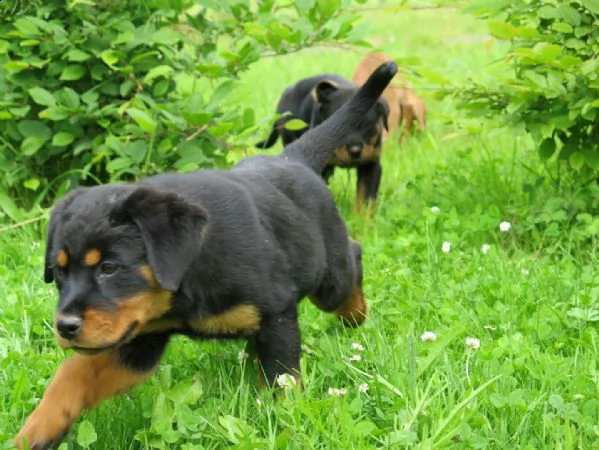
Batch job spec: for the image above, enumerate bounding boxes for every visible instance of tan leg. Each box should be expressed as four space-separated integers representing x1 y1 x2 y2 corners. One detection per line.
355 179 368 214
15 351 153 450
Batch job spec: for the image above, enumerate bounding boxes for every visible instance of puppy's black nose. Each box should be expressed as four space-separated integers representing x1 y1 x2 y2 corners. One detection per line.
56 316 83 340
348 144 362 157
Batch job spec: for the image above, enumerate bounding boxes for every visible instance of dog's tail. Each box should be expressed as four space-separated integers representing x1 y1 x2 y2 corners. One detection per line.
281 61 397 174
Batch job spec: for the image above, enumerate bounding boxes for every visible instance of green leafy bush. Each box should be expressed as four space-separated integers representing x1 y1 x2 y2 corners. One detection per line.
0 0 370 220
453 0 599 185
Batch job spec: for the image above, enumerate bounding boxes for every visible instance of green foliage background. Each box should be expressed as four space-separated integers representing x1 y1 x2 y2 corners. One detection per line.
1 2 598 449
452 0 599 185
0 0 371 219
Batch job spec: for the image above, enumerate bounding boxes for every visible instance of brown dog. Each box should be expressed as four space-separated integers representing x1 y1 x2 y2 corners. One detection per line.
352 51 427 142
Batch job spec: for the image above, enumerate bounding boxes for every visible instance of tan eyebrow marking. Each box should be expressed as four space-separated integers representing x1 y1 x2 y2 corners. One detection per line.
57 249 68 268
84 249 102 266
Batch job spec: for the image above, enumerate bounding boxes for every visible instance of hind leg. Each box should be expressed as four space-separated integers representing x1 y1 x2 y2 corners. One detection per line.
402 104 416 138
335 240 367 326
355 162 382 215
310 240 368 327
253 305 302 388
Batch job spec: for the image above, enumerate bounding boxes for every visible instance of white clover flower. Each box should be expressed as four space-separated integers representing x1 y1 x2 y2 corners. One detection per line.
465 337 481 350
499 221 511 232
358 383 369 393
237 350 249 362
351 342 365 351
481 244 491 254
276 373 297 390
349 354 362 362
431 206 441 214
522 268 529 275
255 398 262 407
328 387 347 397
420 331 437 342
441 241 451 253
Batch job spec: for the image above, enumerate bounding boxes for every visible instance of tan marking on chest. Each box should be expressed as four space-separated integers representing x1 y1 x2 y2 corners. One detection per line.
56 289 173 350
190 304 261 335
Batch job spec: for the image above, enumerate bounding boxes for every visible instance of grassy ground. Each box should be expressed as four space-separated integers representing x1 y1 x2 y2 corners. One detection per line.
2 3 599 450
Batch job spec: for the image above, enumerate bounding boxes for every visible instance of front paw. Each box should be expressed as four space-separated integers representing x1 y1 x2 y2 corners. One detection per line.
14 405 70 450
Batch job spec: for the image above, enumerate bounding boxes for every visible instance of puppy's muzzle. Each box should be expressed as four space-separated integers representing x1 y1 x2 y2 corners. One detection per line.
347 144 362 159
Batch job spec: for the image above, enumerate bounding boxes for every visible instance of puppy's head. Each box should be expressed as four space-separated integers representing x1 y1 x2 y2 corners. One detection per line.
44 185 207 353
316 88 389 167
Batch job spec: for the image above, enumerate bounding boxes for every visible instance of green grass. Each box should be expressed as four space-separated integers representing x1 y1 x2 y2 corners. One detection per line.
2 3 599 450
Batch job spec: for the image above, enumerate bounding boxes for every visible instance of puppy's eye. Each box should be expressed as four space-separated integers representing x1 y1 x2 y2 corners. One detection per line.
99 261 118 276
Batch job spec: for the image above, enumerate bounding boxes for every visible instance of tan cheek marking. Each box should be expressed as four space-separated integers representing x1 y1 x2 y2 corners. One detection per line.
359 120 383 162
190 304 261 335
326 147 352 166
360 144 381 162
84 249 102 267
57 250 68 268
56 290 173 349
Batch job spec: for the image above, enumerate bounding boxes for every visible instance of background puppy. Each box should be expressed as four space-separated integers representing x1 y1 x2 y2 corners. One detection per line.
15 61 398 450
352 51 428 142
256 74 389 213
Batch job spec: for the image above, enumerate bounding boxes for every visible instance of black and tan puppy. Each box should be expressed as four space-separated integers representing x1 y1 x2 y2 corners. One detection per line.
14 61 397 450
256 74 389 213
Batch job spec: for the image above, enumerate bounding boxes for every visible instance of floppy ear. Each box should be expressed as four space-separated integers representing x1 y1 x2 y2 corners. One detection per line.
376 98 390 131
312 80 339 103
44 188 86 283
116 187 208 292
44 208 62 283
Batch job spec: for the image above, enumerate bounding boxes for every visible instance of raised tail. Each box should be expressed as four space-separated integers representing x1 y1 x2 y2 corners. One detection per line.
281 61 398 173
